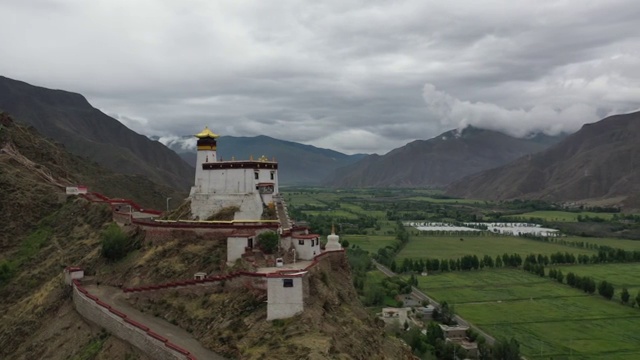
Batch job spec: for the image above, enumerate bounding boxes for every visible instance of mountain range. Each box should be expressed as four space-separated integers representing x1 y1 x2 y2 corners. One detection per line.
446 111 640 207
0 76 194 191
156 135 367 185
323 127 564 188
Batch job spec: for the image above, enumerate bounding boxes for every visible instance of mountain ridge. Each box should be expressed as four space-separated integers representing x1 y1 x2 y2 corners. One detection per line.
157 134 367 185
445 111 640 207
0 76 194 191
324 126 564 188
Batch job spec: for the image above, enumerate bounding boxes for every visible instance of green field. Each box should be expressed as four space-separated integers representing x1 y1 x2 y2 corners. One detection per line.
396 234 596 260
553 263 640 302
511 210 616 222
343 234 397 254
417 269 640 359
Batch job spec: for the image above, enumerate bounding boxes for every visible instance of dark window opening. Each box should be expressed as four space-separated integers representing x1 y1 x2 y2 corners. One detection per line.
298 240 304 245
283 279 294 287
254 172 259 180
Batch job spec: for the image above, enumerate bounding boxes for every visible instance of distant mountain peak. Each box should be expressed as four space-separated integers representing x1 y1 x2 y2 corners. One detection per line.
446 110 640 206
324 126 562 188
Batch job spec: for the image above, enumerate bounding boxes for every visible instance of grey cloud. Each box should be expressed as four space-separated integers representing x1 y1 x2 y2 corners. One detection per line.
1 0 639 154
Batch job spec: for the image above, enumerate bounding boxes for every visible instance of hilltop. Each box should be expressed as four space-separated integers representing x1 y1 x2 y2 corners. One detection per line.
0 76 194 191
446 111 640 208
0 113 411 359
324 127 562 188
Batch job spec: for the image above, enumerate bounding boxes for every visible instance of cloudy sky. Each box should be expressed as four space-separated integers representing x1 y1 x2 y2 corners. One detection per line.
2 0 639 154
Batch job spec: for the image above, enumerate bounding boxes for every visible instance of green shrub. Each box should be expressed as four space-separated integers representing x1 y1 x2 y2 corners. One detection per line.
101 223 132 261
258 231 279 254
0 261 15 286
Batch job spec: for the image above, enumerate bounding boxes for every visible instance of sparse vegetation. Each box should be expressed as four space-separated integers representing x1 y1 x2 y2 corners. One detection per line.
101 223 136 261
206 206 240 221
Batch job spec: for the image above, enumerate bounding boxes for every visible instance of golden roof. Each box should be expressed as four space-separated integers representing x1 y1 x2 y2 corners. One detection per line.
195 126 220 139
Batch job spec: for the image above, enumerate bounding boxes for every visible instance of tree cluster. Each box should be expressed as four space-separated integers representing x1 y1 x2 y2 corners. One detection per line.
565 272 596 294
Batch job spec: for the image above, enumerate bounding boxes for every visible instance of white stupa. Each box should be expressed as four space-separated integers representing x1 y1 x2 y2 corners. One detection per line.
325 224 342 251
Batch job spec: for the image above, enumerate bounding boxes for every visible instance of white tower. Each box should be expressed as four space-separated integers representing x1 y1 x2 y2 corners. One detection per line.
325 224 342 251
193 127 219 193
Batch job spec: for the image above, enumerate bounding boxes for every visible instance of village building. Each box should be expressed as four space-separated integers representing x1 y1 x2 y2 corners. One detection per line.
439 324 469 340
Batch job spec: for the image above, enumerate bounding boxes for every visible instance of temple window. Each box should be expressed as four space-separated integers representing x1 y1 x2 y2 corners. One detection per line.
254 171 259 180
283 279 293 287
270 171 275 180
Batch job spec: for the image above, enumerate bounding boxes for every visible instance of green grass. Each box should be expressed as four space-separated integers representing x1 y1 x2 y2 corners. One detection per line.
553 263 640 302
395 234 596 260
17 227 52 260
71 335 107 360
344 235 397 254
417 269 640 359
510 211 616 222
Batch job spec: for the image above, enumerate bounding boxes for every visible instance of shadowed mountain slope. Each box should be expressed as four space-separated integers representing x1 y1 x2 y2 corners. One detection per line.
446 111 640 206
161 135 367 185
324 127 561 188
0 76 194 190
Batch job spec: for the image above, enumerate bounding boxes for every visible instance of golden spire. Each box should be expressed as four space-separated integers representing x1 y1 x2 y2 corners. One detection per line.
258 155 268 162
250 155 254 160
195 126 220 139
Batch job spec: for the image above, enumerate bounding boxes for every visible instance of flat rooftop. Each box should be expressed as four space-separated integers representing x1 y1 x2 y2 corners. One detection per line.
256 260 313 274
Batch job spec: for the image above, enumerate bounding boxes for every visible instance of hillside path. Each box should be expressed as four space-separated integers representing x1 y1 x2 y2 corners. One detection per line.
84 284 226 360
372 260 496 346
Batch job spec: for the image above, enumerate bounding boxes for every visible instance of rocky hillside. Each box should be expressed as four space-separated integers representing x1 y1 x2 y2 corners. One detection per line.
0 113 150 358
0 112 410 359
0 76 194 191
159 134 367 185
324 127 562 188
446 111 640 206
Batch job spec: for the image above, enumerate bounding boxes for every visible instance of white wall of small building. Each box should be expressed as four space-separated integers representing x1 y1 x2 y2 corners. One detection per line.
227 236 252 264
267 276 305 320
64 270 84 285
292 238 320 260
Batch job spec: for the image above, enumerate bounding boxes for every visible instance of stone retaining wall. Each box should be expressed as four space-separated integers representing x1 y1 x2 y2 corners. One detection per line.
72 280 194 360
